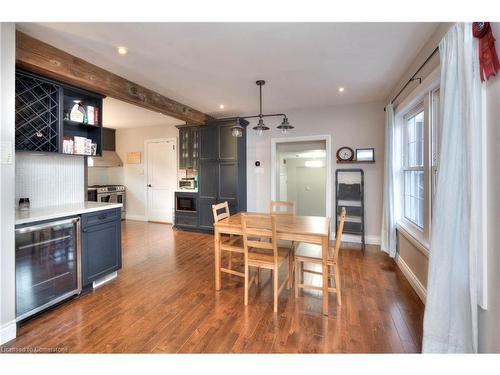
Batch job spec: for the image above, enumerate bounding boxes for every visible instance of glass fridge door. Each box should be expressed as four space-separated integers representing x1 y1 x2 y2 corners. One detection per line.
15 217 81 320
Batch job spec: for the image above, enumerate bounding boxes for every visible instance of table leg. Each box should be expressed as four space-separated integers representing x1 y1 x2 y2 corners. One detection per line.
214 227 221 291
322 234 329 316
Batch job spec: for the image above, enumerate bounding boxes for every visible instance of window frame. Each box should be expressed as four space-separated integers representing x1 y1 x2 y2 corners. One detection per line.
402 103 425 230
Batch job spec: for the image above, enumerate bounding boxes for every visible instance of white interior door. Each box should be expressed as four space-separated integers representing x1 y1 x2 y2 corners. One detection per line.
146 139 177 223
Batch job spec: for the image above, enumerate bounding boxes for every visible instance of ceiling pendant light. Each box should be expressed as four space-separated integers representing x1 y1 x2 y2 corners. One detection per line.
253 117 270 136
231 123 244 137
225 79 292 137
277 116 293 134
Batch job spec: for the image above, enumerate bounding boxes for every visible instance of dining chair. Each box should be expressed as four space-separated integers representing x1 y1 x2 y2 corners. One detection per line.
212 201 244 280
241 213 292 313
294 207 346 305
270 200 296 215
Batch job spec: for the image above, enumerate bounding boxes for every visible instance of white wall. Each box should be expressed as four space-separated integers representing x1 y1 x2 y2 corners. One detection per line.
246 101 385 243
115 124 178 221
478 22 500 353
16 153 85 208
0 22 16 345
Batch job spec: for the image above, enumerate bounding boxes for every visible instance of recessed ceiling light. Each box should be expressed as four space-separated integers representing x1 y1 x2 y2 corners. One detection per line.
116 46 128 55
219 104 225 109
338 87 345 93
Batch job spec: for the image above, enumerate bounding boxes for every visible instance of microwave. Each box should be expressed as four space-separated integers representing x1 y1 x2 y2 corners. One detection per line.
176 195 197 212
179 178 197 190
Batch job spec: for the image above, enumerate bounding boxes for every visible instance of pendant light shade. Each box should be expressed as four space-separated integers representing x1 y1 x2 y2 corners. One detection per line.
277 116 293 134
253 118 269 136
231 124 244 138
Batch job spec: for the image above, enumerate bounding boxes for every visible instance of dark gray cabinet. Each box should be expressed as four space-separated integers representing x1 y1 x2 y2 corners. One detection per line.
197 119 247 231
178 126 199 170
15 69 105 156
81 208 122 286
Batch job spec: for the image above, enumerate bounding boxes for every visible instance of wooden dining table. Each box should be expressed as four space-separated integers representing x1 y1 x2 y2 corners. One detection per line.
213 212 332 315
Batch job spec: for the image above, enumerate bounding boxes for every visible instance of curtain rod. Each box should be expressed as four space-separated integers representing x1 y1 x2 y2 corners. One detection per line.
385 46 439 110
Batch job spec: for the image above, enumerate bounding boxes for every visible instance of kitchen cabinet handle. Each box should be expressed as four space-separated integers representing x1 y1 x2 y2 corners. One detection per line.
147 184 152 187
97 214 107 220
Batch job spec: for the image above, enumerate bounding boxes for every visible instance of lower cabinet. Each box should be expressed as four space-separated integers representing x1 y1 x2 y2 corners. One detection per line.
81 208 122 287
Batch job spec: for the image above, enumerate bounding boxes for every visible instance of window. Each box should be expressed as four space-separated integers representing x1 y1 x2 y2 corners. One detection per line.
403 107 425 228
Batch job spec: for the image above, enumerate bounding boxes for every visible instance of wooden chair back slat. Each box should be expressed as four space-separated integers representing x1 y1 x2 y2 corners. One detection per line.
270 200 296 215
241 213 278 261
212 201 230 223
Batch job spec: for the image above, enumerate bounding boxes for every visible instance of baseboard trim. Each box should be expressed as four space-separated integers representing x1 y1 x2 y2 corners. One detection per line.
332 233 381 246
125 214 147 222
395 254 427 304
0 319 16 345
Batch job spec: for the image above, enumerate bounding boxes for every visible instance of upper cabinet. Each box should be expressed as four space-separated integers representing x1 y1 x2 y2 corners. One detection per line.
15 69 104 156
15 71 61 153
178 125 199 170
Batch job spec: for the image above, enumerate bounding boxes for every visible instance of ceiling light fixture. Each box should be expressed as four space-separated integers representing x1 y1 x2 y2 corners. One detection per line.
219 104 225 109
116 46 128 55
222 80 292 138
338 87 345 93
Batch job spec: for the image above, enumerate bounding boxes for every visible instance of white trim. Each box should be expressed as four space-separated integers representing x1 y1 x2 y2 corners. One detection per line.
397 222 430 258
125 214 147 222
0 320 16 345
395 254 427 304
333 233 380 246
270 135 332 219
144 137 178 223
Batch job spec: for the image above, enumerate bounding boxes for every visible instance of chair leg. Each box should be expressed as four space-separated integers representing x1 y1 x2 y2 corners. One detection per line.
244 257 249 306
228 251 232 270
287 255 291 290
294 258 299 298
334 264 341 306
256 267 260 285
273 265 279 313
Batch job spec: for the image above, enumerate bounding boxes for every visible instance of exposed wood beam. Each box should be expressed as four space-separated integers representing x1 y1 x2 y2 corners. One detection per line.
15 31 212 124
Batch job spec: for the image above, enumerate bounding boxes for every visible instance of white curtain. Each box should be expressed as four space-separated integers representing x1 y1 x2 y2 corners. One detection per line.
380 104 397 258
423 22 481 353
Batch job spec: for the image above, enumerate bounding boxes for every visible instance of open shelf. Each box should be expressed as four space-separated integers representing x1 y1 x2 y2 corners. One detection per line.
63 119 100 129
337 160 375 164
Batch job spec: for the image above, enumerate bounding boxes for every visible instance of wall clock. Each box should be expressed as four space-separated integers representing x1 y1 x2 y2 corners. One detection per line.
336 146 354 162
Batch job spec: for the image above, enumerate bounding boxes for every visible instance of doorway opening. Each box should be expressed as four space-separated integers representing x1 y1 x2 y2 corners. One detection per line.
271 136 331 217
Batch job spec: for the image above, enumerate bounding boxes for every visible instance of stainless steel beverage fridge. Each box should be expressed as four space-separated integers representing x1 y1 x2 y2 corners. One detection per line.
15 217 81 321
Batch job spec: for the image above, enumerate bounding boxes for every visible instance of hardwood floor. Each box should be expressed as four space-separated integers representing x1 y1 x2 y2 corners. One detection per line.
2 221 424 353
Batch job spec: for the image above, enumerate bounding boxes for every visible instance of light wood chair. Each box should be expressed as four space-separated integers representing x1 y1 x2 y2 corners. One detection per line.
294 207 346 305
270 200 296 215
212 202 244 279
241 213 292 313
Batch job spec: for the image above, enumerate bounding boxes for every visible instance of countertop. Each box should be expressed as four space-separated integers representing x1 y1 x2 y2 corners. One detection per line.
175 189 198 193
15 202 123 226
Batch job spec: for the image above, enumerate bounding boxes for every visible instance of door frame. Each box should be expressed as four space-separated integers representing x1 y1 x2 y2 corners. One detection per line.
144 137 178 223
270 134 332 219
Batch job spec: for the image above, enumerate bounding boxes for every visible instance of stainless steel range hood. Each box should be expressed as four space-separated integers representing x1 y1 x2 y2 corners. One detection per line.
88 150 123 168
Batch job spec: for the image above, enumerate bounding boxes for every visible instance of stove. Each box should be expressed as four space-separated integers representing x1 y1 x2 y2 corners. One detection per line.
88 185 126 194
87 185 126 219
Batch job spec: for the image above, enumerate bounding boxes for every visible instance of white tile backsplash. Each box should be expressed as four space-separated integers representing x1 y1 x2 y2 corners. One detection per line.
15 153 85 208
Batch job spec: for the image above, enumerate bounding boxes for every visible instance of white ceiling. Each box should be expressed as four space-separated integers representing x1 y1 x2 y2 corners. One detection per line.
17 22 440 118
102 97 181 129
